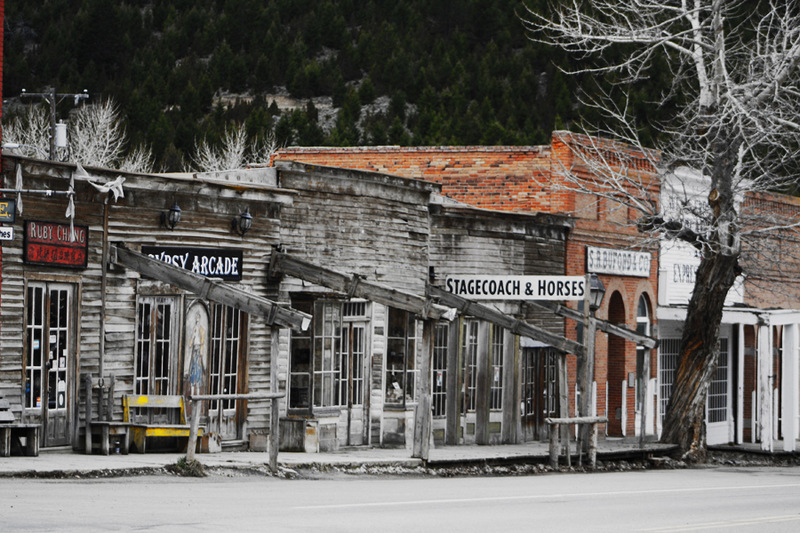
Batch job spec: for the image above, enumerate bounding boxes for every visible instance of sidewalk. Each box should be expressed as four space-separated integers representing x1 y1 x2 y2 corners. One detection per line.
0 439 677 478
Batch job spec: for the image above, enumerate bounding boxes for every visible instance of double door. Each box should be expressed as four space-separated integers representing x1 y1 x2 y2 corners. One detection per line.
521 347 559 441
206 305 246 441
25 282 76 447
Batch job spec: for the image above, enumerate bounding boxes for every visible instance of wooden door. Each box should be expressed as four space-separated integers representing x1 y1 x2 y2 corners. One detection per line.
25 282 75 447
207 305 246 441
521 347 559 441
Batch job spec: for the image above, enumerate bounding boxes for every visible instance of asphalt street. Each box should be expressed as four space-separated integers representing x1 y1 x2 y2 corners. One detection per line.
2 465 800 532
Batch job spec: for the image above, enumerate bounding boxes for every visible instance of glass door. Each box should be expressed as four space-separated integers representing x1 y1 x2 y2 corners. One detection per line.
25 282 75 447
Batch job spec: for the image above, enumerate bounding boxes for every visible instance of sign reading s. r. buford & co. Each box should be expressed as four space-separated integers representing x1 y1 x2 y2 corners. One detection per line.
586 245 651 278
142 246 243 281
24 221 89 268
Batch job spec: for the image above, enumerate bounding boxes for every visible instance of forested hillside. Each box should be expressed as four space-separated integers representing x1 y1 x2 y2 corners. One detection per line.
3 0 672 171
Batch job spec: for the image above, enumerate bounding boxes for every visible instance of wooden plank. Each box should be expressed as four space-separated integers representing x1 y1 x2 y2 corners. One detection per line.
142 426 193 437
111 244 311 331
429 286 584 357
269 251 455 321
545 416 608 424
127 395 183 409
189 393 284 401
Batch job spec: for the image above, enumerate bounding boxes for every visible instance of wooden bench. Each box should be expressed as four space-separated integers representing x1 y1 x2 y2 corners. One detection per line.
124 395 204 454
84 374 131 455
0 396 39 457
545 416 608 470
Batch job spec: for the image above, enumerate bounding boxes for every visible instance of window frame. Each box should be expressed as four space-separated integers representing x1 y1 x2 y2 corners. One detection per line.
208 304 246 413
385 307 421 409
135 296 180 397
288 298 369 413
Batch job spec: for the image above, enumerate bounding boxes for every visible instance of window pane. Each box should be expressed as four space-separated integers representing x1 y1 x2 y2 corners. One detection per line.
290 374 310 408
490 325 504 411
432 323 449 417
463 320 479 412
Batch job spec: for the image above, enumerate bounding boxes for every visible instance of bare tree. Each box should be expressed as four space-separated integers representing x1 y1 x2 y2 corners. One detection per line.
69 99 128 168
190 124 279 172
523 0 800 460
3 99 154 173
2 104 51 157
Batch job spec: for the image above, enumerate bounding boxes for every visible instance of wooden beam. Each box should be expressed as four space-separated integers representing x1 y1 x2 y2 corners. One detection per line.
269 251 456 321
110 244 311 331
528 300 659 348
429 286 584 357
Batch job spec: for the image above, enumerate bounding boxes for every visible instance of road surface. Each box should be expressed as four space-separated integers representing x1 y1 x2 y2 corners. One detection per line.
2 465 799 532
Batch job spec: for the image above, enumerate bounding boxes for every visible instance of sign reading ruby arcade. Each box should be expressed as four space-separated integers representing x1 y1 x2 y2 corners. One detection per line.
142 246 243 281
24 221 89 268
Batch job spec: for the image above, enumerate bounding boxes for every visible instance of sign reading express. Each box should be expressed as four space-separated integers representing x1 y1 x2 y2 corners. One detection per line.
142 246 243 281
24 221 88 268
445 275 585 300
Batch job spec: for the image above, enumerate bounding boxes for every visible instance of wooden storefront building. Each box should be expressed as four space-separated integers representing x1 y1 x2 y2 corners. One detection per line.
0 154 576 454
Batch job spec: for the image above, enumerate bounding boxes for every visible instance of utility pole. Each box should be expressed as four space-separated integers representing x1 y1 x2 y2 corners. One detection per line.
20 88 89 160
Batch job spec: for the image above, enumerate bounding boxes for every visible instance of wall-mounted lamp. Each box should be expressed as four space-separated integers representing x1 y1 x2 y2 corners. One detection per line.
161 202 181 230
233 207 253 236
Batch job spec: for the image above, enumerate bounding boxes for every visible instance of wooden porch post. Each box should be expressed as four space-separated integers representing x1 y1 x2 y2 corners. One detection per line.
445 318 461 445
781 323 798 452
757 321 773 452
475 321 491 445
412 319 435 460
270 327 281 473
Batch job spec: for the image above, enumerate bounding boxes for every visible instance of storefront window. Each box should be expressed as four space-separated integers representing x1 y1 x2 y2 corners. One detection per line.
462 319 479 412
313 302 342 407
385 308 420 406
289 299 313 409
208 305 244 412
490 325 504 411
289 298 368 410
659 338 680 421
135 297 176 396
432 323 449 417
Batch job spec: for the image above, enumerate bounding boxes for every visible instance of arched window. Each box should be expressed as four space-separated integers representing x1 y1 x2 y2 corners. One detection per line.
636 295 652 412
636 295 651 338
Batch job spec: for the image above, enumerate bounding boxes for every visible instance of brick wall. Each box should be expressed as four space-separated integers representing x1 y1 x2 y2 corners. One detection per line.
741 191 800 308
274 145 569 213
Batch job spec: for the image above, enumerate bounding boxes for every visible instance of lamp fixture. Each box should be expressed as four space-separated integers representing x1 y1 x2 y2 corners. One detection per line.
588 273 606 312
161 202 181 230
233 207 253 236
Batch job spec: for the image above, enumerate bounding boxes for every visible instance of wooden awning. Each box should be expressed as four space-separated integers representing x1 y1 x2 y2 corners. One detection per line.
110 244 311 331
268 250 456 321
529 300 659 348
429 286 585 357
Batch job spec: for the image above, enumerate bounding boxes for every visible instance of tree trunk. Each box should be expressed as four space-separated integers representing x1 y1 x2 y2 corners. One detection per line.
660 250 740 462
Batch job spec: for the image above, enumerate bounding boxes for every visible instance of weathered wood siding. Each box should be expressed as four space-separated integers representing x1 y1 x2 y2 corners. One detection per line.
430 205 571 332
429 205 572 444
276 161 436 296
274 161 439 447
1 157 290 446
